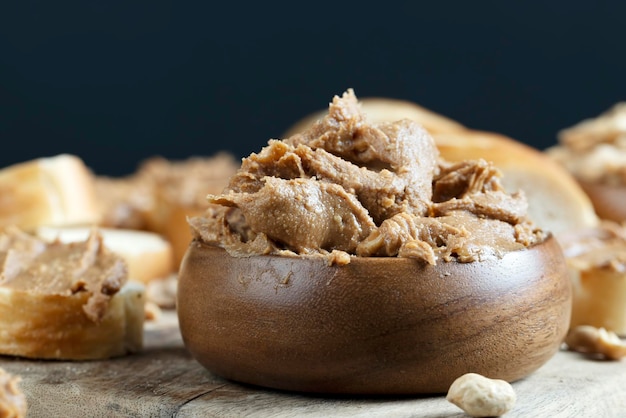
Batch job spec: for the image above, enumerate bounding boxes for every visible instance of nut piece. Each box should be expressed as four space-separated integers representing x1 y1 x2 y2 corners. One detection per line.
565 325 626 360
446 373 516 417
0 367 27 418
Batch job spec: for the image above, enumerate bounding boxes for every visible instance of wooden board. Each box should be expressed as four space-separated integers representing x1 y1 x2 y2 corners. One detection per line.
2 310 626 417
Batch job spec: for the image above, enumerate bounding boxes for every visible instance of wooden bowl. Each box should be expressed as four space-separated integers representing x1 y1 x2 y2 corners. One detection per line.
578 180 626 222
177 236 571 395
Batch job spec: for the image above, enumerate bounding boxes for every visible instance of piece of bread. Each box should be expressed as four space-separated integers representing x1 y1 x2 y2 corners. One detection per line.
0 227 145 360
148 202 203 270
138 154 239 267
36 226 174 284
283 96 467 138
85 154 239 268
0 154 100 231
568 267 626 336
558 222 626 336
546 102 626 222
0 281 145 360
0 367 27 418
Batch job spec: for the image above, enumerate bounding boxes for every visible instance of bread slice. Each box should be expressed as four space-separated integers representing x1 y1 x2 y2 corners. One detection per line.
0 281 145 360
36 226 174 284
0 154 100 231
0 227 145 360
147 202 204 270
568 267 626 336
546 102 626 223
559 222 626 336
138 154 239 267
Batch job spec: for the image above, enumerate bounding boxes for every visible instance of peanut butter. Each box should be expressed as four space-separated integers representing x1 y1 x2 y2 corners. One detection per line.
94 174 153 229
96 153 239 229
547 103 626 186
0 227 127 321
190 89 545 265
559 221 626 272
138 153 239 209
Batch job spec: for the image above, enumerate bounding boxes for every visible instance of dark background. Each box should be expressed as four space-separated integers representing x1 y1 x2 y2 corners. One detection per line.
1 1 624 176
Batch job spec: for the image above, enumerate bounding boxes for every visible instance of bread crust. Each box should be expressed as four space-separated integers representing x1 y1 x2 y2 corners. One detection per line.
568 267 626 336
0 154 100 230
0 282 145 360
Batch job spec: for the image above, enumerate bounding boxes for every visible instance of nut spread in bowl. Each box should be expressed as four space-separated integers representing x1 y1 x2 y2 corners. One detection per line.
177 89 572 394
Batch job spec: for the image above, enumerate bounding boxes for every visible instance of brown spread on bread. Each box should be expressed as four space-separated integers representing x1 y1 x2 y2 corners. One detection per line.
548 103 626 186
94 174 154 230
139 153 239 209
190 89 545 264
0 227 127 321
559 221 626 272
0 368 26 418
95 153 239 230
559 221 626 335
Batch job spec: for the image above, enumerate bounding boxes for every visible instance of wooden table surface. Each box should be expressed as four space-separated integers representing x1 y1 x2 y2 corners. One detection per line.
2 310 625 418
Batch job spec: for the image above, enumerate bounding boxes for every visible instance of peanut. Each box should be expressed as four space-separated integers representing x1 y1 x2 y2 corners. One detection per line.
565 325 626 360
446 372 516 417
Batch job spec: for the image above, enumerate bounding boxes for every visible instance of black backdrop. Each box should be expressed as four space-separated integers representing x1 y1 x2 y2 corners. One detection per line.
1 1 625 176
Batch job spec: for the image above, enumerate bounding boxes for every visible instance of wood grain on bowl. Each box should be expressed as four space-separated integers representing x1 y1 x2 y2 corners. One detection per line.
177 236 572 395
